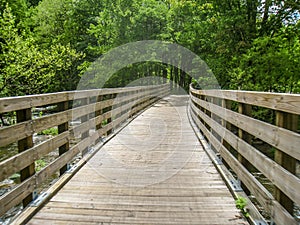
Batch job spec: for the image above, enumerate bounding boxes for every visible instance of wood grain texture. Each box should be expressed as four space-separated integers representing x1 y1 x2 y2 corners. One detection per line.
0 132 69 181
26 96 246 225
190 95 300 160
190 86 300 115
190 103 300 207
0 84 169 113
0 85 168 147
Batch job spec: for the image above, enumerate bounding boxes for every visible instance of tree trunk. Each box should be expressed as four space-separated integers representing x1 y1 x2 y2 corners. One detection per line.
261 0 271 35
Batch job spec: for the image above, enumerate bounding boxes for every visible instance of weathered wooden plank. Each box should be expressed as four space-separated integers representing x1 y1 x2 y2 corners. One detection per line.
0 122 33 147
0 84 168 146
26 219 241 225
9 152 92 225
61 179 227 188
0 84 169 113
80 98 90 155
190 87 300 115
45 201 239 212
272 201 299 225
0 175 36 217
51 193 236 204
0 111 69 147
0 92 70 114
71 87 157 120
0 135 92 217
29 214 242 225
70 84 168 101
191 95 300 160
0 95 129 147
0 132 69 181
32 208 241 220
274 111 297 215
190 103 300 207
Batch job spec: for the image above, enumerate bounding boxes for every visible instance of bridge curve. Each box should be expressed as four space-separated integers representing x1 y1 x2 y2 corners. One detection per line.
0 84 299 225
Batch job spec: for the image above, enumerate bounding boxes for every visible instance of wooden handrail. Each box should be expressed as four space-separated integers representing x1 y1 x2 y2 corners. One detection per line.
190 85 300 225
192 89 300 115
0 84 170 218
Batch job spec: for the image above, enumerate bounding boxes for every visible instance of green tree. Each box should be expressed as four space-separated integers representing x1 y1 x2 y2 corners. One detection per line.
32 0 102 60
0 0 28 23
88 0 170 88
230 25 300 93
0 5 84 96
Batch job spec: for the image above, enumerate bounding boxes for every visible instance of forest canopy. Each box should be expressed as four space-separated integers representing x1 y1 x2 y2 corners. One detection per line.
0 0 299 96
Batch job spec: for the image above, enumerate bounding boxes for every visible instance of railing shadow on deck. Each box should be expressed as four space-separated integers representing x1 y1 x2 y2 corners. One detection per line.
0 84 170 223
189 85 300 225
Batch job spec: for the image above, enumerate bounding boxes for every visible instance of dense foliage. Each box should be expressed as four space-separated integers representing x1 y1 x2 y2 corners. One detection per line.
0 0 299 96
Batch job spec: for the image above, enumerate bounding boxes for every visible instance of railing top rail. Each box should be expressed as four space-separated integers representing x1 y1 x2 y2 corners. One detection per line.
190 86 300 115
0 84 167 113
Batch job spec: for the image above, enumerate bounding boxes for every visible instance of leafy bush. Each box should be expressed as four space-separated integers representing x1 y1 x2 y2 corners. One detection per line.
38 127 58 135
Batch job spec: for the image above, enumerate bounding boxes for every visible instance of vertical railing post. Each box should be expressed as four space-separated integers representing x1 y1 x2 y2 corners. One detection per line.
198 94 205 126
16 108 35 206
210 97 218 152
221 99 232 154
132 89 139 117
107 94 113 135
238 103 252 195
144 87 149 109
81 98 89 155
58 101 69 175
95 95 103 143
275 111 297 215
204 96 211 132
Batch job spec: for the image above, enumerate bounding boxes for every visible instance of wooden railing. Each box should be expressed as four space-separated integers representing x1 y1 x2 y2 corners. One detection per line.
0 84 169 219
190 85 300 225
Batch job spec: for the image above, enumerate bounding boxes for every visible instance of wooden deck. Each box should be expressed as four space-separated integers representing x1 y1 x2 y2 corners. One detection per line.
26 96 246 225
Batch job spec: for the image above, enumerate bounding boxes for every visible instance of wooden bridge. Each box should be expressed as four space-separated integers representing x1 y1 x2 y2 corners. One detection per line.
0 84 299 225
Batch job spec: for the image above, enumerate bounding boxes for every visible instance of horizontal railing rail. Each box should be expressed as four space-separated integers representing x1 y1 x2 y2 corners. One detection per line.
0 84 170 220
189 85 300 225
